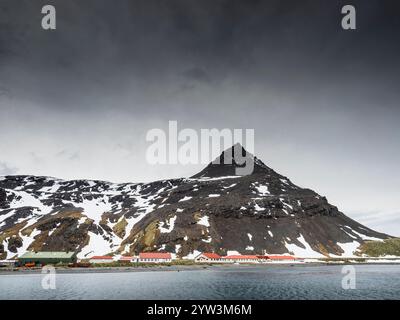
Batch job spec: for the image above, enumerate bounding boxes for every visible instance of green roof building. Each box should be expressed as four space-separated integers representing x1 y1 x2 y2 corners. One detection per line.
18 251 77 265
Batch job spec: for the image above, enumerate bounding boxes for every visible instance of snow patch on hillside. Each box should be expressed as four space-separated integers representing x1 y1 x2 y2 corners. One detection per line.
197 216 210 227
159 215 177 233
332 241 361 258
285 235 325 258
78 231 114 258
350 229 384 242
179 196 192 202
9 191 51 214
0 209 16 227
223 183 237 189
77 197 112 225
254 184 270 195
183 250 201 259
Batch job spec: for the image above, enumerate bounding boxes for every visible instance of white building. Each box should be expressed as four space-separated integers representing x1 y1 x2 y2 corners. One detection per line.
194 253 225 263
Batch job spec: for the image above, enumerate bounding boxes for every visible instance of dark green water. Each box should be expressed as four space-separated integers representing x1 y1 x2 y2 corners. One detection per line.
0 265 399 300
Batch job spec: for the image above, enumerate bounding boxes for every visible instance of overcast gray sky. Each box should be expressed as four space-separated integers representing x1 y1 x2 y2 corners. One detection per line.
0 0 399 236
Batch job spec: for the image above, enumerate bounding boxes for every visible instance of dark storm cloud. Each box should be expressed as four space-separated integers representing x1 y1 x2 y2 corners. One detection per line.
1 0 399 114
182 67 211 84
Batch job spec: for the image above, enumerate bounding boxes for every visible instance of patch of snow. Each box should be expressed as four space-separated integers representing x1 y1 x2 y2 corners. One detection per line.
350 230 384 242
285 235 325 258
38 183 61 193
202 236 212 243
8 191 52 215
78 231 114 258
120 190 159 240
268 231 273 237
333 241 361 258
280 198 293 210
208 194 220 198
280 178 289 185
246 246 254 250
247 233 253 241
223 183 237 189
183 250 201 260
197 215 210 227
179 196 192 202
77 196 113 225
77 217 87 226
47 223 60 236
0 209 16 227
15 229 41 258
159 215 177 233
254 184 270 195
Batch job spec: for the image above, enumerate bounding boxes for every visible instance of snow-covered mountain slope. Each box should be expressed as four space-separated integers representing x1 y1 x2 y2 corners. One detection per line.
0 146 390 260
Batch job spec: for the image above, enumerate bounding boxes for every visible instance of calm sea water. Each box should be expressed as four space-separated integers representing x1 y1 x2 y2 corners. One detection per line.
0 265 399 300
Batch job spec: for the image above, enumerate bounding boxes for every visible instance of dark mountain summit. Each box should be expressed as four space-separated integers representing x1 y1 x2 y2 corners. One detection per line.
0 145 390 260
191 144 271 178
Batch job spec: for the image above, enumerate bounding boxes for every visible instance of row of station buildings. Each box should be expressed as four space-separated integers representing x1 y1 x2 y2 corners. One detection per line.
2 251 300 267
194 253 299 263
88 252 300 264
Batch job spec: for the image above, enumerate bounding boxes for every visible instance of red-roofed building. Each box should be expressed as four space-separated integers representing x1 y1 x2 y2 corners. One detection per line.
139 252 172 263
194 252 223 263
266 255 296 261
119 256 135 263
223 255 260 263
256 255 298 263
89 256 114 264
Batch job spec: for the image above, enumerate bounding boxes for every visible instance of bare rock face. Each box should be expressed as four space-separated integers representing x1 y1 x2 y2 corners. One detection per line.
7 236 23 253
0 188 7 207
0 146 391 259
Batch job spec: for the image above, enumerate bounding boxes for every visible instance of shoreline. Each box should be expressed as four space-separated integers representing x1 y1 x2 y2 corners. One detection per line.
1 262 400 275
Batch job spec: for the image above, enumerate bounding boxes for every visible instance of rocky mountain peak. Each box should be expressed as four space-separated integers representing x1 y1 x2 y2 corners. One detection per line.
191 143 271 178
